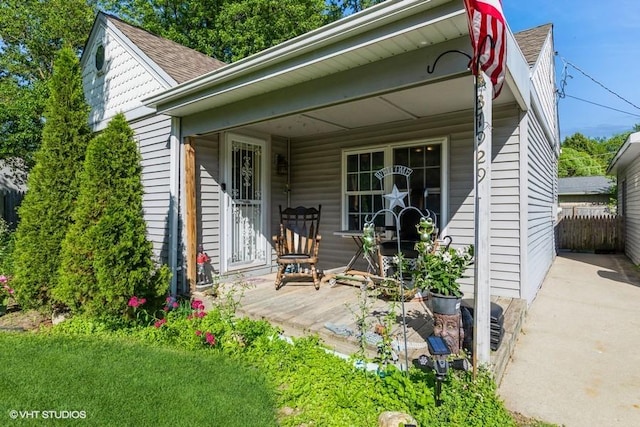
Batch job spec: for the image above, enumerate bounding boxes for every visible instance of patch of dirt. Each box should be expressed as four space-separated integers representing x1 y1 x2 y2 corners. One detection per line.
0 306 51 331
510 411 558 426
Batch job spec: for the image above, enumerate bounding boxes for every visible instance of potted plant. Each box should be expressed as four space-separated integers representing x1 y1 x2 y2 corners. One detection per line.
413 218 474 314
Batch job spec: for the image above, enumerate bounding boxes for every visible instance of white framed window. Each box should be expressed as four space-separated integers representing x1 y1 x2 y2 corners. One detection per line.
342 137 448 231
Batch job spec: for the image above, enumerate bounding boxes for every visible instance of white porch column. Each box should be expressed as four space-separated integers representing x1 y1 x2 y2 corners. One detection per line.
473 71 492 367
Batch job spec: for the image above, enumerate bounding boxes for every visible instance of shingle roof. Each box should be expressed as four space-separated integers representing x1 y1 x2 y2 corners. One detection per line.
514 24 552 66
106 14 226 84
558 176 614 195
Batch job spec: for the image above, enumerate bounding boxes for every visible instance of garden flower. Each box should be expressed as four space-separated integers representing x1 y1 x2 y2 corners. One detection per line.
195 330 202 336
128 296 146 308
191 299 205 310
154 318 167 328
1 277 15 306
205 332 216 346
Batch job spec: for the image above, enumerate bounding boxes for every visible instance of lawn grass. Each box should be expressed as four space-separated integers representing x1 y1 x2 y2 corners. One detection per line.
0 333 278 426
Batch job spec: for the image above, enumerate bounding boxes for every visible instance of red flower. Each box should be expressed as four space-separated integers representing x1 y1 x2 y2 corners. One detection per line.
128 296 139 307
205 332 216 346
154 318 167 328
191 300 202 310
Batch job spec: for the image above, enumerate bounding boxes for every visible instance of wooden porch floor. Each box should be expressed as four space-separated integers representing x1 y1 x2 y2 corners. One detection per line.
200 271 526 384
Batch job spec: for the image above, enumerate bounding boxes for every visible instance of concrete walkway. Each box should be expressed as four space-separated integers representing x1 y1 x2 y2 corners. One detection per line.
498 252 640 426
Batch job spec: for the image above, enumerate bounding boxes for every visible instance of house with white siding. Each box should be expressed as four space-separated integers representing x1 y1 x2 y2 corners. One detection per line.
608 131 640 264
81 0 559 305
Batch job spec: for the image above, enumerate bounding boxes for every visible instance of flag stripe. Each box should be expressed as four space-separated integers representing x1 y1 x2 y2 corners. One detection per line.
463 0 507 98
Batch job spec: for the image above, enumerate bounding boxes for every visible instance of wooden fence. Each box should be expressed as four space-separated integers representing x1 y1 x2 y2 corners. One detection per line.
556 215 624 252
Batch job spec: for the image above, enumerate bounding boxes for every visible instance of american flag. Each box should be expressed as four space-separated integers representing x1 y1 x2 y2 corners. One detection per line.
463 0 507 98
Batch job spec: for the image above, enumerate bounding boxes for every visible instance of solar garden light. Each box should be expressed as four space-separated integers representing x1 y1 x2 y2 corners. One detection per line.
415 335 470 407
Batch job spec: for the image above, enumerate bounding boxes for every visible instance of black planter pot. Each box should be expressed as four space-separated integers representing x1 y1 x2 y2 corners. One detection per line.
429 292 462 315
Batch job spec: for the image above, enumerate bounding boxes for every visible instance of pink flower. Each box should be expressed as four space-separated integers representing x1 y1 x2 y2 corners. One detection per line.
196 311 206 318
128 296 146 308
166 296 172 303
195 330 202 336
163 306 169 312
154 318 167 328
0 275 7 283
191 300 204 310
205 332 216 346
172 302 179 308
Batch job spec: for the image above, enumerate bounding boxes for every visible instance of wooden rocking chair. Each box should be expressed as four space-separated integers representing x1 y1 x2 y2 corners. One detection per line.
272 205 322 290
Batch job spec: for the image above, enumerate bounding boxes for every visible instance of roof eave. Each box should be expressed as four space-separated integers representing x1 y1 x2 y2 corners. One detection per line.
607 131 640 174
143 0 455 111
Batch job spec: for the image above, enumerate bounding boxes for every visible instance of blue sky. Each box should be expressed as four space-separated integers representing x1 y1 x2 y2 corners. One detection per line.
502 0 640 141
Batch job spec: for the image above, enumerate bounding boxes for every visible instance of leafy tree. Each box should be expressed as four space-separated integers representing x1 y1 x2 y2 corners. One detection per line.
11 47 91 310
216 0 326 62
0 0 96 168
558 147 604 178
54 114 169 317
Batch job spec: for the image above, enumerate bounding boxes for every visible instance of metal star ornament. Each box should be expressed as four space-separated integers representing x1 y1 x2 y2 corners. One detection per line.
384 185 408 209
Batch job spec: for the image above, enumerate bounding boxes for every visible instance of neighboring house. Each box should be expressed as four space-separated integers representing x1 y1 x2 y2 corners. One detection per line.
81 0 559 305
607 131 640 263
558 176 614 217
0 160 27 228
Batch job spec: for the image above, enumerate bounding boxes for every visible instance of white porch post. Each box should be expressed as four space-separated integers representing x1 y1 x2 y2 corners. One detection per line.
473 71 492 368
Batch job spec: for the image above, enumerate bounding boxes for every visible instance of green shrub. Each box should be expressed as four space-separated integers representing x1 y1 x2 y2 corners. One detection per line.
53 113 169 316
11 46 91 310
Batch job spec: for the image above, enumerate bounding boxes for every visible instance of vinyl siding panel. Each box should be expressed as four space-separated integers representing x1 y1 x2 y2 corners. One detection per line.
194 136 221 275
526 112 556 302
531 32 558 143
131 114 173 263
83 23 166 128
620 158 640 264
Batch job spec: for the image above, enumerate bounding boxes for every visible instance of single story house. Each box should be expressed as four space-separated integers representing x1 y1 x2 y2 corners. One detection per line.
81 0 559 305
607 131 640 263
558 175 614 217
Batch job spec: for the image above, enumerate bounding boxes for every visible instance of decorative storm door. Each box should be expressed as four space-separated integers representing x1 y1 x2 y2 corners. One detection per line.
224 133 267 270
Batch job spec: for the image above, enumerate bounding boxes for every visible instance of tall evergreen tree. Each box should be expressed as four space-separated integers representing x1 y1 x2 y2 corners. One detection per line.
11 47 91 309
53 113 169 316
0 0 96 169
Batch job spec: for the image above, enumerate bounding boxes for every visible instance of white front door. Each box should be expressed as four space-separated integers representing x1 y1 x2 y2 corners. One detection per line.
223 133 268 271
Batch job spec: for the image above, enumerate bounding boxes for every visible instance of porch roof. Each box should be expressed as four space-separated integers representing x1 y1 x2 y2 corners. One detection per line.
144 0 531 139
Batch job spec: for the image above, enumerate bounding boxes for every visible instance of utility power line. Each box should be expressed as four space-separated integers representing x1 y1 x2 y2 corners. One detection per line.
557 56 640 117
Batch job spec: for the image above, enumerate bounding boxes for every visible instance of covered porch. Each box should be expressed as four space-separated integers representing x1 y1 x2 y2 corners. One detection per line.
145 0 531 299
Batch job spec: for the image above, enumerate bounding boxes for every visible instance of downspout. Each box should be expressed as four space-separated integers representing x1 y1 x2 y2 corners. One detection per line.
168 117 181 295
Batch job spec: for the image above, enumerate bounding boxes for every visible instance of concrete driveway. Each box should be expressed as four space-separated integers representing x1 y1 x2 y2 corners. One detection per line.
498 252 640 426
